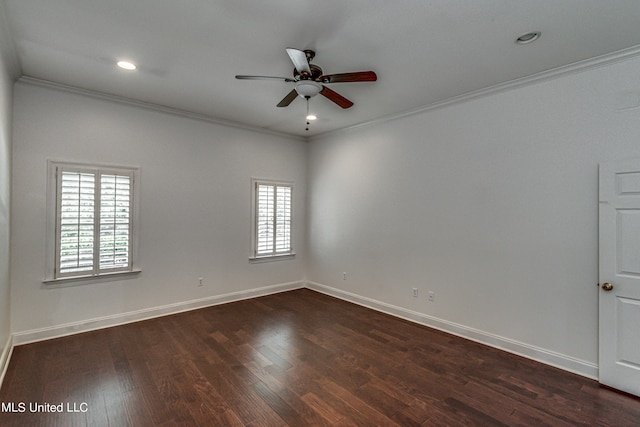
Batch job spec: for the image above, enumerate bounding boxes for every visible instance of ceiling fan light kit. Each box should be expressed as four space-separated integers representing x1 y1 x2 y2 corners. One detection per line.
295 80 322 98
236 47 377 130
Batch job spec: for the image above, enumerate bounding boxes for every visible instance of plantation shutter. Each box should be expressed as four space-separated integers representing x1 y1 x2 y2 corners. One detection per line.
255 182 292 256
56 167 133 278
275 186 292 252
99 173 132 272
58 170 96 275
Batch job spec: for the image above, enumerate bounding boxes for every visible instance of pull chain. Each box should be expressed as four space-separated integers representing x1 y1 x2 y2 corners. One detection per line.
305 96 311 131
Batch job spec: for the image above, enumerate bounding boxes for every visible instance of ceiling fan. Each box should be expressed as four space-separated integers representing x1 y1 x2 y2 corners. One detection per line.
235 48 377 109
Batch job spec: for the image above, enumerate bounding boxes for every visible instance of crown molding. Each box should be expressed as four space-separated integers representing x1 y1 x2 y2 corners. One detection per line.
15 42 640 143
17 76 305 142
310 44 640 141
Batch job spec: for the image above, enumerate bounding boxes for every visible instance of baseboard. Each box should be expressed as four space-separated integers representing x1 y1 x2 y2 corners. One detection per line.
305 281 599 380
0 334 13 388
12 281 304 346
8 280 599 381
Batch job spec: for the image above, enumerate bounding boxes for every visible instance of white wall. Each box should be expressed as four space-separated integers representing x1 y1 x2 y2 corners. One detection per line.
0 4 17 356
307 55 640 371
10 82 307 334
9 46 640 379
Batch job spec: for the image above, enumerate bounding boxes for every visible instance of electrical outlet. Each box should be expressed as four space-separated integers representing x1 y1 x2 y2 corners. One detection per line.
428 291 435 302
412 288 419 298
343 272 347 280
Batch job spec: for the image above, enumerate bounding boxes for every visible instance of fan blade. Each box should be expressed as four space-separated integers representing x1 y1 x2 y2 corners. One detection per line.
319 71 377 83
277 89 299 107
286 48 311 75
236 75 296 82
320 86 353 109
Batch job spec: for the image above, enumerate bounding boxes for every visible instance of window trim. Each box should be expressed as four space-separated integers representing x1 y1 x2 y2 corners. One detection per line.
45 160 141 283
249 178 295 261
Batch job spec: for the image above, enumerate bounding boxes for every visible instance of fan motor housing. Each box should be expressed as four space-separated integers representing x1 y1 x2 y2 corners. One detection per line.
294 64 324 81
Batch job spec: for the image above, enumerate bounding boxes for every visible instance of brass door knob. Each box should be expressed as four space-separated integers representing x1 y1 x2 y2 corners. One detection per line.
601 282 614 291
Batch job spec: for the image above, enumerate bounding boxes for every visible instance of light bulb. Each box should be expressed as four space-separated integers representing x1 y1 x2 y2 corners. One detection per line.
117 60 137 70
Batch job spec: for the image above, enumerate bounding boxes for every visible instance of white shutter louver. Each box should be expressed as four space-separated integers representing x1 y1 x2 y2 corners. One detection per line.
55 166 134 278
58 171 95 275
99 174 132 271
257 184 275 255
255 182 293 257
275 186 292 253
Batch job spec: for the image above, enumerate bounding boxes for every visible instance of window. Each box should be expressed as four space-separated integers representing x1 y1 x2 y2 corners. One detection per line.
47 162 139 281
251 179 294 259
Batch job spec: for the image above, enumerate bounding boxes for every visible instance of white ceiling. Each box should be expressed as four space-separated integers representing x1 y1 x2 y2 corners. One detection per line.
4 0 640 137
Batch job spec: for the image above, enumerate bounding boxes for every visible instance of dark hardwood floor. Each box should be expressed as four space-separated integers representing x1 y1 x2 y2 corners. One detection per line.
1 289 639 426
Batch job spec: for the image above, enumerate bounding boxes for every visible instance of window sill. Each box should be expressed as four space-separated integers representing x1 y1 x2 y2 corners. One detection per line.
249 253 296 263
43 269 142 287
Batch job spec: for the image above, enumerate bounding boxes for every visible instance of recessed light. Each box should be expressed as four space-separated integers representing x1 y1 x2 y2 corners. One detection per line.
117 60 137 70
515 31 541 45
306 114 317 121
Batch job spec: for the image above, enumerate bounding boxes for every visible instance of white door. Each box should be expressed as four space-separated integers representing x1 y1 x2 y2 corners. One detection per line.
599 158 640 397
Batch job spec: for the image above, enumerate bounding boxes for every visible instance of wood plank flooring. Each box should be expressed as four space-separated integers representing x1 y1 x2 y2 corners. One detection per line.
1 288 639 426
